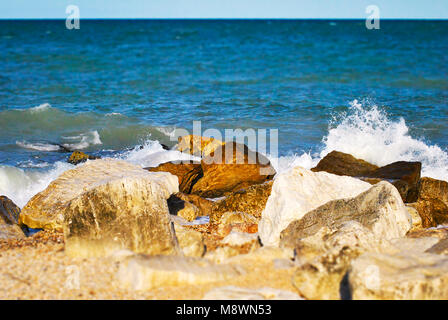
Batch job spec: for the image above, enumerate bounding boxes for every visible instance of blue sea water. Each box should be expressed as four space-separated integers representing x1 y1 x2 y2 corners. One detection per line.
0 20 447 206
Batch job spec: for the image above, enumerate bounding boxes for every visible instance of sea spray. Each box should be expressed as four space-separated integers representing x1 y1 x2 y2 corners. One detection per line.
119 140 199 168
3 100 448 209
268 100 448 181
61 130 103 150
0 161 74 208
319 100 448 181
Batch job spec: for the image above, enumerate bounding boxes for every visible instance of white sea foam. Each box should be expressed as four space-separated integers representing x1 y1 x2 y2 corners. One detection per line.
16 141 61 152
28 103 52 113
17 160 50 169
0 161 74 208
319 100 448 181
271 100 448 181
120 139 199 168
155 126 177 138
4 100 448 210
269 152 318 175
61 130 103 150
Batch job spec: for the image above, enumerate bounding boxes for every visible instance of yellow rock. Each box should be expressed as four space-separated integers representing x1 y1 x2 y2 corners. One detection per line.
19 159 178 237
117 254 244 290
67 151 99 165
177 135 224 157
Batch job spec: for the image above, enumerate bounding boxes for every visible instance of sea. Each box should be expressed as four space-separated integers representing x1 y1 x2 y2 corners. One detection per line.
0 19 447 207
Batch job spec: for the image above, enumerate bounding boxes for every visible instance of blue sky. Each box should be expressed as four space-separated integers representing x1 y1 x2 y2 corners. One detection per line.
1 0 447 19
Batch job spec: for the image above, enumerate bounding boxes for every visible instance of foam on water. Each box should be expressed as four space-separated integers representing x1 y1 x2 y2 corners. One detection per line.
16 141 62 152
269 152 318 175
2 100 448 208
61 130 103 150
319 100 448 181
0 161 74 208
270 100 448 181
119 140 199 168
28 103 52 113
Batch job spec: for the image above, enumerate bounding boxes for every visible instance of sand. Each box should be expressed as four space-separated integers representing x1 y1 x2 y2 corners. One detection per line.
0 230 297 300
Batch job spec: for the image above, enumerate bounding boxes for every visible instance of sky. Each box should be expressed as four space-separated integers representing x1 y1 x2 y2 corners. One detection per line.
0 0 447 19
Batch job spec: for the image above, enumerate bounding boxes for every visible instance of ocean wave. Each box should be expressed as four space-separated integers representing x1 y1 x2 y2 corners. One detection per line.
319 99 448 181
155 126 178 139
3 99 448 209
119 140 199 168
16 141 62 152
0 104 176 152
0 161 74 208
271 99 448 181
61 130 103 150
28 103 52 113
17 160 50 169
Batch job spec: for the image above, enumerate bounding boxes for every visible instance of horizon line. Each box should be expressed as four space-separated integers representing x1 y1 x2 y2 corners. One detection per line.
0 18 447 21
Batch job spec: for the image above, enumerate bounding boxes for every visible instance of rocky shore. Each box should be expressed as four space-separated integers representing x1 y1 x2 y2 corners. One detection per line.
1 135 448 300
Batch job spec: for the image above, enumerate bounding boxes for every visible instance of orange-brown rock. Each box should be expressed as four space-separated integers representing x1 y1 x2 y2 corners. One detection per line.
418 177 448 204
311 151 379 176
179 165 203 193
170 192 213 216
0 196 25 239
67 151 100 165
145 161 202 194
407 226 448 239
214 211 259 237
210 181 273 223
367 161 421 202
407 200 446 228
167 192 213 221
191 142 276 198
409 177 448 228
217 223 259 238
167 194 200 222
177 135 224 157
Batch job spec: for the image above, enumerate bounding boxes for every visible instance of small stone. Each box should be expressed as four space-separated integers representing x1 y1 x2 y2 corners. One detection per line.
177 135 224 157
167 194 200 222
220 231 258 246
67 151 99 165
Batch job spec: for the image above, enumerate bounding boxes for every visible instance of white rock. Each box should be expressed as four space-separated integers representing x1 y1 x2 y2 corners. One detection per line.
221 231 258 246
117 255 244 290
259 166 371 246
349 251 448 300
20 159 179 230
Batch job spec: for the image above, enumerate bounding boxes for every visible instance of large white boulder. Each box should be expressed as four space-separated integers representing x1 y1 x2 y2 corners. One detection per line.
19 159 180 257
19 159 178 231
258 166 371 247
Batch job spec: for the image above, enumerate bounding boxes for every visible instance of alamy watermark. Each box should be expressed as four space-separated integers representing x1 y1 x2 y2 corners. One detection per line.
64 265 80 290
170 121 278 174
66 5 80 30
361 264 381 291
366 5 380 30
